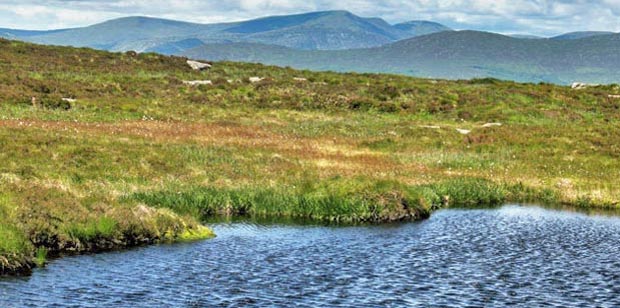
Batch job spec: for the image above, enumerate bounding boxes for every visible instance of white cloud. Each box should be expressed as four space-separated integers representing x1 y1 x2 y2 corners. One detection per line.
0 0 618 36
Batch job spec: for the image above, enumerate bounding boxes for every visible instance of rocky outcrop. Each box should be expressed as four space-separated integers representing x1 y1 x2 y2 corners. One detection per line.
571 82 599 90
186 60 211 71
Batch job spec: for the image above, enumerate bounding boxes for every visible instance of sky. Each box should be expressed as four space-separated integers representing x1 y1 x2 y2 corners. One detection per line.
0 0 619 36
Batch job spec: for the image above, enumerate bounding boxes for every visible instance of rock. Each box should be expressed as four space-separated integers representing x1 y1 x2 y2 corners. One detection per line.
293 77 307 82
249 77 265 83
482 123 502 128
61 98 77 103
571 82 598 90
420 125 441 129
608 95 620 99
186 60 211 71
183 80 212 86
456 128 471 135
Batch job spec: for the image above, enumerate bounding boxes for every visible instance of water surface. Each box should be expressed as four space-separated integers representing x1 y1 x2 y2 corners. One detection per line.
2 205 620 307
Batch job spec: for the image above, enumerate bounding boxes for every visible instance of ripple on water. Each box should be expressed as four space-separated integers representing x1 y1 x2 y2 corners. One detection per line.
2 205 620 307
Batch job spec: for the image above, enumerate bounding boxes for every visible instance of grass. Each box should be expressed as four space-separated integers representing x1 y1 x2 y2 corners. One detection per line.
0 38 619 275
130 178 433 223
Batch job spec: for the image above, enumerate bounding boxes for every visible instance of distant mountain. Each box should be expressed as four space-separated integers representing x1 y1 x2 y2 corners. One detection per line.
183 31 620 84
218 10 401 50
5 11 620 84
509 34 544 39
393 21 452 37
24 17 215 51
551 31 616 40
14 11 450 52
0 28 68 39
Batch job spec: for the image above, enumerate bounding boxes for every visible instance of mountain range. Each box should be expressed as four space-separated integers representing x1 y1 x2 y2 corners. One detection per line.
3 11 452 52
2 10 619 84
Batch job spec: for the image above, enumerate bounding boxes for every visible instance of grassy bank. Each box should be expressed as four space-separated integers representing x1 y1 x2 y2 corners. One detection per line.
1 38 619 275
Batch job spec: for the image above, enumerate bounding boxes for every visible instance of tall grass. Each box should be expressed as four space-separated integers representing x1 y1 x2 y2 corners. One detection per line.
130 179 433 223
63 217 118 243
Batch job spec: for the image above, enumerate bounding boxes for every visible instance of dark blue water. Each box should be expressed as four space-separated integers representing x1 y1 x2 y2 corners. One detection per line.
2 205 620 307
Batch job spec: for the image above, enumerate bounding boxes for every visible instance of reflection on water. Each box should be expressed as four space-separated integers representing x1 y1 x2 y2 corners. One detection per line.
2 204 620 307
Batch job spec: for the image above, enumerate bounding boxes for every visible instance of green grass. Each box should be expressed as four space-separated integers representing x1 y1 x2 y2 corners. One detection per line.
130 178 433 223
64 217 118 243
34 248 47 268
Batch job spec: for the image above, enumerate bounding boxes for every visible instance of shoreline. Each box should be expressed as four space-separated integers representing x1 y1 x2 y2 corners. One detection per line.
3 179 616 277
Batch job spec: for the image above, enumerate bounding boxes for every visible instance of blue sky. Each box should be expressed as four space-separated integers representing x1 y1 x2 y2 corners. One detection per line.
1 0 619 36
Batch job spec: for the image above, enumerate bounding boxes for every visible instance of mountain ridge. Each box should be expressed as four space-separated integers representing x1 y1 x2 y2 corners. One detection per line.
3 11 620 84
11 11 451 52
183 30 620 84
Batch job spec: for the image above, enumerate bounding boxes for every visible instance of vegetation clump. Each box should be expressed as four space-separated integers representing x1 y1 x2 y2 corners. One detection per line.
1 38 618 275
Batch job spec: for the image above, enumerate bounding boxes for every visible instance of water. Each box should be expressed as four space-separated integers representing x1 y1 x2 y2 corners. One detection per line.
2 205 620 307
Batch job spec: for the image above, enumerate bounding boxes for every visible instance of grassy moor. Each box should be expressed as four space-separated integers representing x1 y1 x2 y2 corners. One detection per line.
1 38 619 275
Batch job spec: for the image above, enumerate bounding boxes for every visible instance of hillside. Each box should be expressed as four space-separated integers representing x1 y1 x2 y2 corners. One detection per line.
1 38 620 275
0 28 68 39
551 31 616 40
184 30 620 84
15 11 449 52
393 21 452 37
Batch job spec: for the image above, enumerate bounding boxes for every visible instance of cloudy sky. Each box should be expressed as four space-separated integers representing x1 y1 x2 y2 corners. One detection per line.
1 0 619 36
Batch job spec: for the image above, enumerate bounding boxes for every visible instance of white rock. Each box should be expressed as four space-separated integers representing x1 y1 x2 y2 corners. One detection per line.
608 94 620 99
456 129 471 135
293 77 307 82
249 77 265 83
482 123 502 128
571 82 599 90
61 98 77 103
186 60 211 71
183 80 213 86
420 125 441 129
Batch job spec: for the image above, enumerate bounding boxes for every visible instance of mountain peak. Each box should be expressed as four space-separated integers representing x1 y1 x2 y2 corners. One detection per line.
393 20 452 37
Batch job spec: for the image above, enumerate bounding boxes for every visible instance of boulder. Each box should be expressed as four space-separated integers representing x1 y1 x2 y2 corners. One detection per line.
249 77 265 83
186 60 211 71
482 123 502 128
183 80 213 86
571 82 599 90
